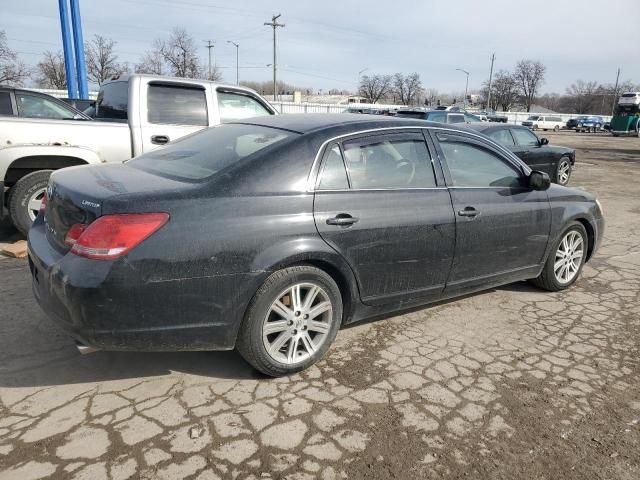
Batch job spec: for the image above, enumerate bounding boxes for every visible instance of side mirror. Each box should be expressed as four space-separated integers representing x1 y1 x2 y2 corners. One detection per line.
540 137 549 146
529 170 551 190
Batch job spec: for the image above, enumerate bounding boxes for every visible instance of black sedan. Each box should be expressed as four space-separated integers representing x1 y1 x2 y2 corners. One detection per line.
468 123 576 185
28 115 604 376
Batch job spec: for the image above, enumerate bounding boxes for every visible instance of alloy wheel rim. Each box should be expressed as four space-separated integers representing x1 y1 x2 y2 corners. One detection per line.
554 230 584 284
27 187 47 221
262 282 332 365
558 160 571 185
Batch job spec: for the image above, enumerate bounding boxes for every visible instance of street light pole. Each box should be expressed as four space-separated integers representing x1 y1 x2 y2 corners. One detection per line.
227 41 239 85
456 68 470 109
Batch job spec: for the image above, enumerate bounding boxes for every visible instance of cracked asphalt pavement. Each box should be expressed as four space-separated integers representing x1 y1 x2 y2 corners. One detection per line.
1 132 639 479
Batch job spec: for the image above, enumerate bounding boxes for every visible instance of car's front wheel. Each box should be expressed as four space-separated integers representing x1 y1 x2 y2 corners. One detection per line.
555 157 572 185
237 266 342 376
531 222 588 291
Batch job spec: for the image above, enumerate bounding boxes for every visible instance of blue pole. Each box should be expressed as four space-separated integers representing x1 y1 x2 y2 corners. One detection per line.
58 0 77 98
69 0 88 99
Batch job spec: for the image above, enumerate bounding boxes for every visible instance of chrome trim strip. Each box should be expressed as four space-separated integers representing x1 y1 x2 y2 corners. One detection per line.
315 187 449 193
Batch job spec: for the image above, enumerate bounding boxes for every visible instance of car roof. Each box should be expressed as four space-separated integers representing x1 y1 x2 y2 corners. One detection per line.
233 113 471 135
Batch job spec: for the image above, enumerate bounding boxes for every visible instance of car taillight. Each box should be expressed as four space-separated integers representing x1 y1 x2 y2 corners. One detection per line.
68 213 169 260
40 191 48 213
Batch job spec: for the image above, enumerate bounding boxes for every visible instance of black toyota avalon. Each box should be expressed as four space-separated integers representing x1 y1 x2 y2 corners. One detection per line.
28 114 605 376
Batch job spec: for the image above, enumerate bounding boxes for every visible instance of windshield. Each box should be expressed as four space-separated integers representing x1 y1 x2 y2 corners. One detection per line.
129 124 296 181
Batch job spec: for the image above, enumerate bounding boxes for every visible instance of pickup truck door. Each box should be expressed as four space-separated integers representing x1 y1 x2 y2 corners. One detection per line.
138 81 213 153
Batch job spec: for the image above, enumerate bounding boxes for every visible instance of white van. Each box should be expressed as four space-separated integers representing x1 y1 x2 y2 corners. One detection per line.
521 115 564 131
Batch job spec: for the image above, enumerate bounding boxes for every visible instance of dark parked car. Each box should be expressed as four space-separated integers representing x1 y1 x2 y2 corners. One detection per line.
566 117 586 129
28 114 604 376
396 108 481 124
468 124 576 185
575 116 605 133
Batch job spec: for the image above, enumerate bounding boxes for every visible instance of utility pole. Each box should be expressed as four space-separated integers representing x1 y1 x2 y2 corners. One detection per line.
611 67 620 116
264 14 285 101
204 40 215 80
227 41 239 85
486 53 495 111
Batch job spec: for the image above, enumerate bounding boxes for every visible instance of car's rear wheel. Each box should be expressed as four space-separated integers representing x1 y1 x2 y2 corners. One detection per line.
8 170 52 237
531 222 587 291
555 157 572 185
237 266 342 376
553 125 559 132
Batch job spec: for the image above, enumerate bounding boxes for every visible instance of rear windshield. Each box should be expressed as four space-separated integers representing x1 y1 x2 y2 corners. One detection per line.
621 93 638 98
128 124 295 181
96 81 128 121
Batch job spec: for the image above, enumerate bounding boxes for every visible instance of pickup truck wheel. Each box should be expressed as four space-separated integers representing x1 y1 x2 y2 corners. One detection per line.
8 170 52 237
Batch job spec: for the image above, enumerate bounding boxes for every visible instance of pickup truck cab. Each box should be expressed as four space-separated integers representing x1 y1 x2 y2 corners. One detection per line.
0 74 276 235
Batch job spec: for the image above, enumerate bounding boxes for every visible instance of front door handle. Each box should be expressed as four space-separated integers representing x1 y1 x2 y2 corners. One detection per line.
457 207 479 217
151 135 170 145
326 214 359 226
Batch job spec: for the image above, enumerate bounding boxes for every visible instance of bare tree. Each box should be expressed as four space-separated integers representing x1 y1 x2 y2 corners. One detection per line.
0 30 29 85
36 51 67 89
393 72 423 105
358 74 392 103
565 80 599 114
159 28 201 78
485 70 519 111
424 88 439 106
85 34 125 85
135 45 164 75
513 60 546 112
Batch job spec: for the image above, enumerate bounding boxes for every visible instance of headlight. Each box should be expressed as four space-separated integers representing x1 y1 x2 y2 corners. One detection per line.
595 198 604 215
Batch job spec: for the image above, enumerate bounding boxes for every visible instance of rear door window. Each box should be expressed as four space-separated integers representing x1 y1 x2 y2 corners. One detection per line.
341 133 436 189
448 114 465 124
147 84 208 126
217 90 272 123
317 144 349 190
425 111 446 123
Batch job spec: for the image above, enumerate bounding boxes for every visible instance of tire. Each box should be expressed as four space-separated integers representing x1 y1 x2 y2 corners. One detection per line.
8 170 52 237
555 157 572 185
553 125 559 132
236 265 343 377
531 222 588 291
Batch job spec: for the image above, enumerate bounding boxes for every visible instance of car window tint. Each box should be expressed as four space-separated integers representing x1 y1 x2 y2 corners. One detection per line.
95 81 128 121
218 91 271 123
449 114 465 124
438 138 521 188
488 129 515 147
0 92 13 115
342 136 436 189
129 124 294 181
511 128 539 146
318 145 349 190
15 93 77 119
464 113 481 123
147 85 207 126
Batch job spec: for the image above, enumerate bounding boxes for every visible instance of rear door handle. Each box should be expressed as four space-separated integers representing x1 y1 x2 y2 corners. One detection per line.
457 207 479 217
151 135 170 145
326 214 359 226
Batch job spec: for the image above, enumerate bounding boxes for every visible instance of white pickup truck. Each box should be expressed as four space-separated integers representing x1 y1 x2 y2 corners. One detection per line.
0 74 276 235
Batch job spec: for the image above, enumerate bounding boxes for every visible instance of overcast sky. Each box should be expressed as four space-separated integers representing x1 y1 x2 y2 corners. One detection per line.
3 0 639 93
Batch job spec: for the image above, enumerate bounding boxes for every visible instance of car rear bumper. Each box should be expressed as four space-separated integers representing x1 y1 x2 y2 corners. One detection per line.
28 218 254 352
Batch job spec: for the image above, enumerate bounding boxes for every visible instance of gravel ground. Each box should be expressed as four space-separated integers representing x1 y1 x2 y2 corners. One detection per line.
0 131 638 480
